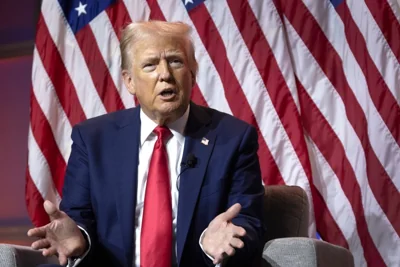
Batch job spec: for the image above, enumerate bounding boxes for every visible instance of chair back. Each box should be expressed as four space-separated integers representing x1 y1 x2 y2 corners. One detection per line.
263 185 309 243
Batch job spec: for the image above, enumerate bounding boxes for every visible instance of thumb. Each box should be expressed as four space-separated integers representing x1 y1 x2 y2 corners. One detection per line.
43 200 61 221
220 203 241 222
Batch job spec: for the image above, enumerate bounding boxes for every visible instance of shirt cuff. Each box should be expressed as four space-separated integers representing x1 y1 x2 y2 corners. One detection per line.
67 225 91 267
199 228 221 267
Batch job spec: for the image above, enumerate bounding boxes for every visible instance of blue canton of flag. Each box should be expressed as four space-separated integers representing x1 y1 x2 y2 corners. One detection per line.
181 0 206 12
58 0 116 33
329 0 345 8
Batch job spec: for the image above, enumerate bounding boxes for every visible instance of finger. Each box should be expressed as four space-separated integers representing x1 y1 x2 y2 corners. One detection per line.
27 226 47 238
223 242 236 257
220 203 241 221
213 256 222 265
42 247 57 257
229 237 244 249
212 248 226 265
43 200 62 221
228 224 246 237
59 253 68 266
31 239 50 250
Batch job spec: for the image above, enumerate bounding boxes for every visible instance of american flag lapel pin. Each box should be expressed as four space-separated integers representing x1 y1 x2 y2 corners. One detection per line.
201 137 209 146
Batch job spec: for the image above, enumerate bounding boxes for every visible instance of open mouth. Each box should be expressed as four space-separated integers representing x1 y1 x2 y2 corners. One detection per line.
159 88 177 97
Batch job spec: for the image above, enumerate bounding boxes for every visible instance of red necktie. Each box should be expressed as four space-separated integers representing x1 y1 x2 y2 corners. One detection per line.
141 126 172 267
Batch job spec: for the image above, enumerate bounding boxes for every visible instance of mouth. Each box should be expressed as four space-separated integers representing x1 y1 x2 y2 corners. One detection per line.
159 88 177 100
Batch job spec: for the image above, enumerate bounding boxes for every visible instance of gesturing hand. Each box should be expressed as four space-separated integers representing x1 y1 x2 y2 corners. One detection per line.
201 203 246 264
27 200 88 265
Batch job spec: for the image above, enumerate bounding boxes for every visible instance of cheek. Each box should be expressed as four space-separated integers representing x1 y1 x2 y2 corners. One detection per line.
176 72 193 91
134 75 158 95
134 75 149 87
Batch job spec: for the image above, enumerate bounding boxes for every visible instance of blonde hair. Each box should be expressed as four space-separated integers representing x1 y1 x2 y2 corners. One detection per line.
120 21 198 76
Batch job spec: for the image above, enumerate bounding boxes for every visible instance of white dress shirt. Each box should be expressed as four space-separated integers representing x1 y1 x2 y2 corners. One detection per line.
134 106 189 267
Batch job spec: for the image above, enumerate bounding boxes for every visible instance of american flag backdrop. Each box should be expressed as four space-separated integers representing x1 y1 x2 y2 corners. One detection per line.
26 0 400 266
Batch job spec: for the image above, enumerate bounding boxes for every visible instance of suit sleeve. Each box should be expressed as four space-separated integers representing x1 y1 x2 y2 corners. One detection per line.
226 124 265 266
59 125 97 266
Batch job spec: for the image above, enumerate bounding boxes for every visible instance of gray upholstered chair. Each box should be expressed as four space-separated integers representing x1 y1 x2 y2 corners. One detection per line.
0 185 354 267
260 185 354 267
0 244 58 266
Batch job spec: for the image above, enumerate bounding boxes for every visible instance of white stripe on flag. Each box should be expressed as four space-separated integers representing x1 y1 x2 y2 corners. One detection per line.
284 17 400 266
389 0 400 23
32 48 72 163
205 0 316 236
247 0 317 236
122 0 150 22
156 0 233 115
247 0 301 113
302 0 400 191
305 137 367 267
41 0 106 118
89 12 135 109
347 0 400 103
28 126 61 206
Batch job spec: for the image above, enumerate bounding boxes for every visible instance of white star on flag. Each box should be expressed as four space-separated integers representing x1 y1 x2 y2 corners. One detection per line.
75 1 87 16
184 0 194 5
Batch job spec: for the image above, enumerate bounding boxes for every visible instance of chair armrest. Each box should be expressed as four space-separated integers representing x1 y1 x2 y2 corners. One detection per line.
0 244 58 267
261 238 354 267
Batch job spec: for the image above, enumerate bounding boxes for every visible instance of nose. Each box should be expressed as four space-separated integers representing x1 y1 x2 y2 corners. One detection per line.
158 59 173 82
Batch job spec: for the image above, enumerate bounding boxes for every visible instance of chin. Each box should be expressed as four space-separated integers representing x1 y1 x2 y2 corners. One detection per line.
158 101 187 116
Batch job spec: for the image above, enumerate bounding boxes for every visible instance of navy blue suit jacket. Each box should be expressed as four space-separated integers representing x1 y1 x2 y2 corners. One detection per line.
60 102 264 267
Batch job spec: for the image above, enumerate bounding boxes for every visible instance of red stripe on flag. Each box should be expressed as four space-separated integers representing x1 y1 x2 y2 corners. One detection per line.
296 78 385 265
227 0 313 186
190 84 208 107
336 3 400 147
188 3 282 185
313 190 349 248
145 0 210 110
30 92 66 195
105 1 132 40
146 0 166 20
26 169 50 227
227 0 346 246
280 0 400 238
106 1 143 107
75 27 124 113
365 0 400 64
36 13 86 126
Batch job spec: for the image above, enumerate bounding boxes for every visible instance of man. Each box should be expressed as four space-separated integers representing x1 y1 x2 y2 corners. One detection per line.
28 21 264 267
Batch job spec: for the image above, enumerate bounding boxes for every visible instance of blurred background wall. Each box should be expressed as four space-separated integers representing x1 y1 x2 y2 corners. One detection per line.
0 0 41 242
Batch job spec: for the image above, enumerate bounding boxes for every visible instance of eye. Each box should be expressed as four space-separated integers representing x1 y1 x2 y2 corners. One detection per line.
143 63 156 71
169 58 184 68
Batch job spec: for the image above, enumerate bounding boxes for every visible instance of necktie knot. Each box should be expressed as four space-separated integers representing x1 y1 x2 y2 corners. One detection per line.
153 126 172 143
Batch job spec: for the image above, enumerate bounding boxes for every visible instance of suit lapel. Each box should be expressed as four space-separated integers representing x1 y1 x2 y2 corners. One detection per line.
111 107 141 267
176 103 216 265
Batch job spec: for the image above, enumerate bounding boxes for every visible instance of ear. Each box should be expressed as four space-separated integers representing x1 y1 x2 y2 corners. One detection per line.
122 70 136 95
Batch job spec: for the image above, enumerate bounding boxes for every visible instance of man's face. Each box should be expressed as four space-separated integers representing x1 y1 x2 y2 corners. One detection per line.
124 34 194 124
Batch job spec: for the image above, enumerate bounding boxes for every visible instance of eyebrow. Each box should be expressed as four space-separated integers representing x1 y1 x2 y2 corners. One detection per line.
142 50 185 61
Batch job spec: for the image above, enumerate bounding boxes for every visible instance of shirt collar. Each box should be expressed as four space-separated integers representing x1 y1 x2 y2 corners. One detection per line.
140 105 190 147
